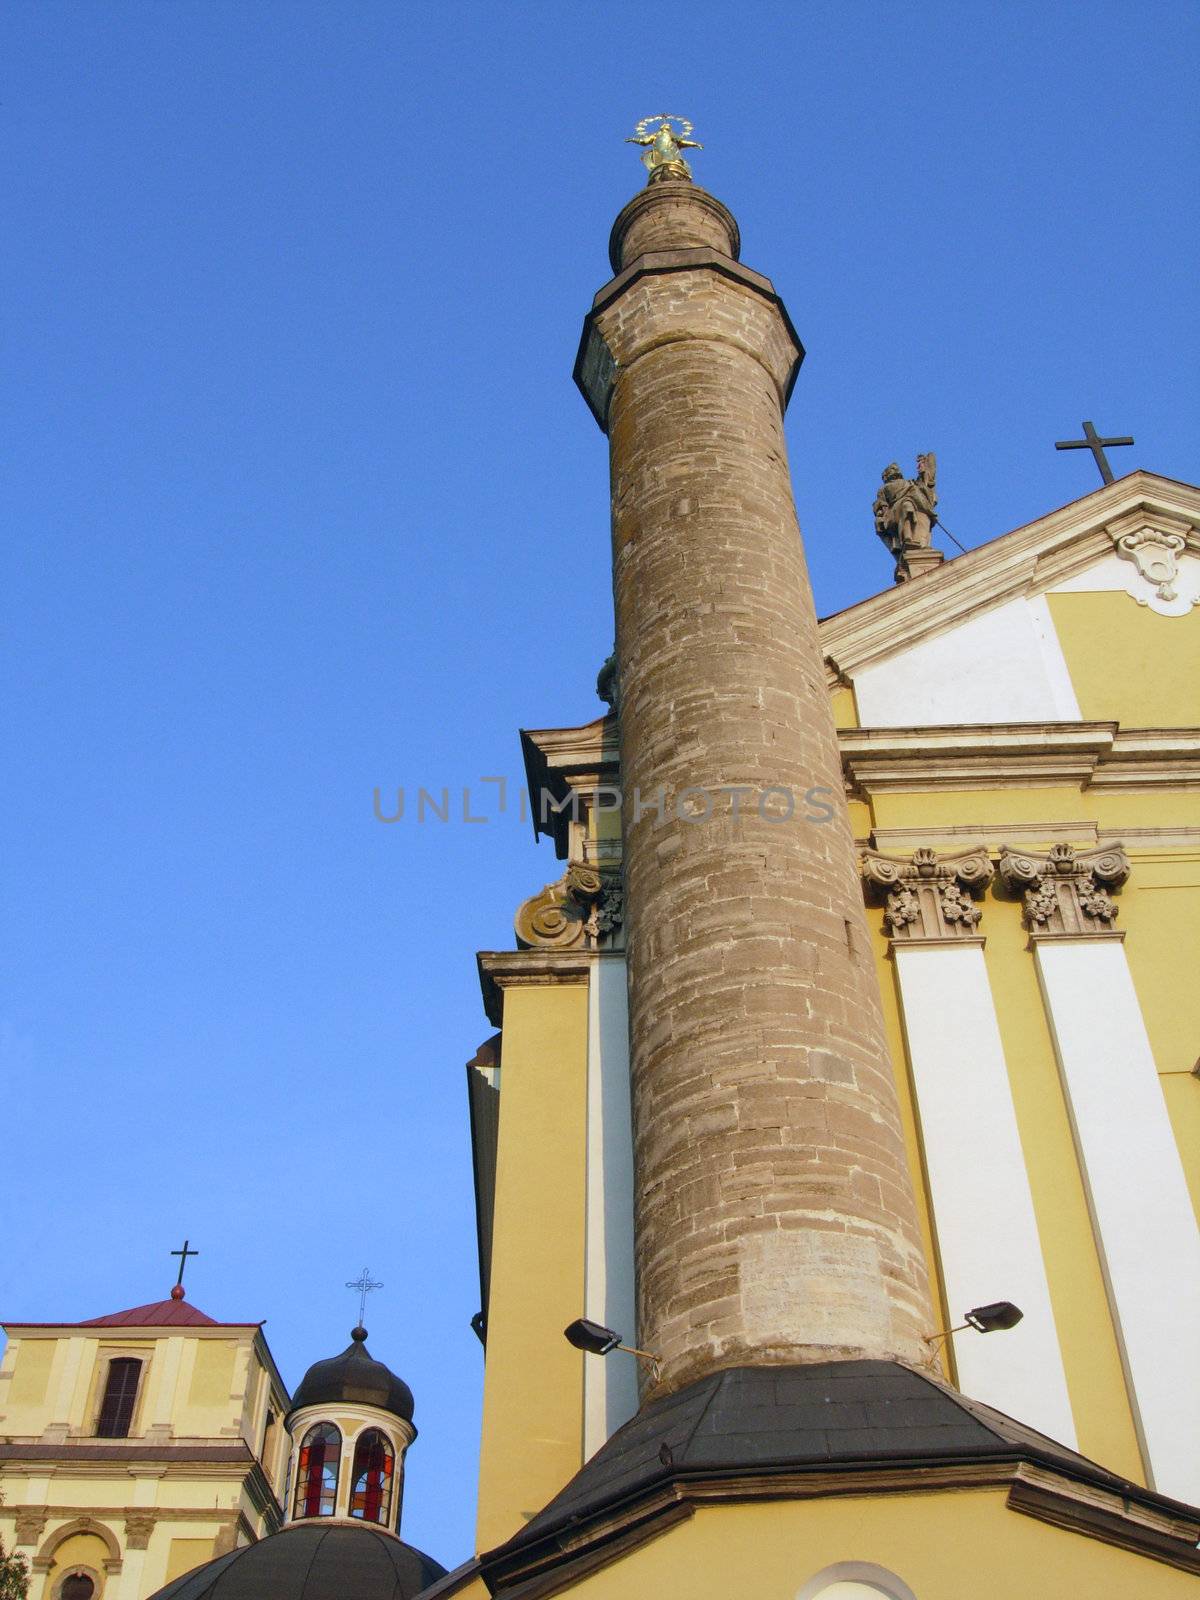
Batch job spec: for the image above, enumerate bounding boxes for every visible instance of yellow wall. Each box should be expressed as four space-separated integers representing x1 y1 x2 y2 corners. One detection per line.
973 894 1145 1478
830 684 859 729
865 912 947 1352
188 1339 237 1408
860 779 1197 1481
7 1337 54 1407
547 1492 1198 1599
164 1536 217 1585
475 978 590 1552
1120 851 1200 1224
1048 591 1200 725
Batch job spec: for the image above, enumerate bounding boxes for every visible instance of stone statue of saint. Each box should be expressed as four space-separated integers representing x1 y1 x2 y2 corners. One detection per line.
626 116 703 183
872 455 942 583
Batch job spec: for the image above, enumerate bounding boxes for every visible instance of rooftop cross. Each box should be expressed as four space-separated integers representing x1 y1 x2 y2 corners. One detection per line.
1054 419 1134 485
170 1238 199 1299
346 1266 383 1329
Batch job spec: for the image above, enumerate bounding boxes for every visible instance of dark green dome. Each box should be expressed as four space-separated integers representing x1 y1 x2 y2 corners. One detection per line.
288 1327 415 1426
146 1522 445 1600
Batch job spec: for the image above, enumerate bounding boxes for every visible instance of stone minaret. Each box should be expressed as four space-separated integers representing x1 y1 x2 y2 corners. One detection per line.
575 144 935 1395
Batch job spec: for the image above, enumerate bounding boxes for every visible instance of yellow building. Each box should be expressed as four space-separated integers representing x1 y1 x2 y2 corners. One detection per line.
450 145 1200 1598
0 1285 446 1600
0 1288 289 1598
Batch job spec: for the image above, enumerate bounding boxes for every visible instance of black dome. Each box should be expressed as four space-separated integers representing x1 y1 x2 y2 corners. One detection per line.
146 1522 445 1600
289 1327 415 1425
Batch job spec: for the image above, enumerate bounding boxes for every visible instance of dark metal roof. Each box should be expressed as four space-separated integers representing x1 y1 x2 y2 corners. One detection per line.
503 1359 1173 1548
289 1329 415 1426
146 1523 445 1600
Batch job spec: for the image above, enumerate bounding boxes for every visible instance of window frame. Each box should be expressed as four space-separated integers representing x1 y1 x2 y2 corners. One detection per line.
348 1426 396 1526
94 1356 143 1439
293 1421 342 1519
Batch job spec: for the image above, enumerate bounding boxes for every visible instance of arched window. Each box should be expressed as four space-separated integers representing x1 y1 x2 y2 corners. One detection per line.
96 1358 141 1438
348 1428 395 1524
293 1422 341 1518
59 1578 96 1600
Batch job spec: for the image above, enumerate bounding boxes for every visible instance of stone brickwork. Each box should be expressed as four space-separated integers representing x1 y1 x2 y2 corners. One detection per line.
576 179 934 1393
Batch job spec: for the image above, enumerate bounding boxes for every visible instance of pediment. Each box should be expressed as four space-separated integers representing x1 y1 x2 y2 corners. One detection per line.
820 472 1200 687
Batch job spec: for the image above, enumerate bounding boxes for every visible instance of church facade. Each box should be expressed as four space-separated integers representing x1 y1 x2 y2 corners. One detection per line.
457 132 1200 1597
3 128 1198 1599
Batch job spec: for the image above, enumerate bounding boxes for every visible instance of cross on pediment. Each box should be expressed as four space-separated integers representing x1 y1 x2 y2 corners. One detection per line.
1055 419 1134 484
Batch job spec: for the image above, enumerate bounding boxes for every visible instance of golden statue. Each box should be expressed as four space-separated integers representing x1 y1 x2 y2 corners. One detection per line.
626 115 702 183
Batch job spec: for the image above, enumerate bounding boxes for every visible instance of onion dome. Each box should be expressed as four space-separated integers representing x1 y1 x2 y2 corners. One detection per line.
146 1522 445 1600
288 1326 414 1426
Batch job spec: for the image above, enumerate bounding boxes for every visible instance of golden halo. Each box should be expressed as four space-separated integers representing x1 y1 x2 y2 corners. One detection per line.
634 114 694 139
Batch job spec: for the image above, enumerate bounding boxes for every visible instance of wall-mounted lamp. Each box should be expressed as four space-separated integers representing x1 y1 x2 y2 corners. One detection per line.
924 1300 1023 1363
564 1318 662 1383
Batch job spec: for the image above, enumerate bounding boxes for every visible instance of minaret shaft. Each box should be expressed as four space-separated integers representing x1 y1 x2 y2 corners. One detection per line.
577 182 934 1394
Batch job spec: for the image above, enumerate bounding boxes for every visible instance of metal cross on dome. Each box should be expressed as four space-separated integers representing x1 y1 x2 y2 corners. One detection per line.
346 1267 383 1326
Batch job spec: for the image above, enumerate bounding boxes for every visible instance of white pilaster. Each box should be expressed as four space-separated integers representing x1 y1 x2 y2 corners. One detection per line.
150 1337 184 1432
582 954 637 1458
1035 937 1200 1503
894 942 1077 1446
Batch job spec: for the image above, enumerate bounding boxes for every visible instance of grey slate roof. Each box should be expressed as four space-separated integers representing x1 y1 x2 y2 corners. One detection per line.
146 1523 445 1600
504 1359 1148 1548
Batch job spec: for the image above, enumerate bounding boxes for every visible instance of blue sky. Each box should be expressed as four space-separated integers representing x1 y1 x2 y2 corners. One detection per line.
4 0 1197 1567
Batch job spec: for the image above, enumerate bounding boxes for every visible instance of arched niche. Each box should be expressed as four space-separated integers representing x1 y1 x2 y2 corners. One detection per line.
796 1561 919 1600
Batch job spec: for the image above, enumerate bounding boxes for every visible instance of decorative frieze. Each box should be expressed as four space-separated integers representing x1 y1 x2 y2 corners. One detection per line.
514 863 624 951
861 846 993 941
998 842 1130 935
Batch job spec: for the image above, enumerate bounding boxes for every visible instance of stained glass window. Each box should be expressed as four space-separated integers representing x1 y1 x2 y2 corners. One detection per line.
293 1421 341 1518
96 1357 141 1437
349 1427 395 1524
60 1578 95 1600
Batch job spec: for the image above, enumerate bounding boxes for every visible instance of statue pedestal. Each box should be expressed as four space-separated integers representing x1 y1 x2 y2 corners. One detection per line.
895 545 946 582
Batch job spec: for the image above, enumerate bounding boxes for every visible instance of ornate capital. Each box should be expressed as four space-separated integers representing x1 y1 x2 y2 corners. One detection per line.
998 842 1130 935
123 1512 156 1550
13 1509 47 1546
861 845 993 941
515 863 623 951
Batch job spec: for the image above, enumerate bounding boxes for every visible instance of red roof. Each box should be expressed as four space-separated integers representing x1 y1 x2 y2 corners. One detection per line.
78 1298 220 1327
5 1298 264 1330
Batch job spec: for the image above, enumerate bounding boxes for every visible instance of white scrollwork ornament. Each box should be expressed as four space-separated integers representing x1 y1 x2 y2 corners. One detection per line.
1113 527 1198 613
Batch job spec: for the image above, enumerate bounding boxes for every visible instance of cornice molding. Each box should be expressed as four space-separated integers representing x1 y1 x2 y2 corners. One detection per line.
841 722 1200 795
520 716 619 858
477 949 594 1028
480 1457 1200 1597
864 822 1200 853
819 474 1200 684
